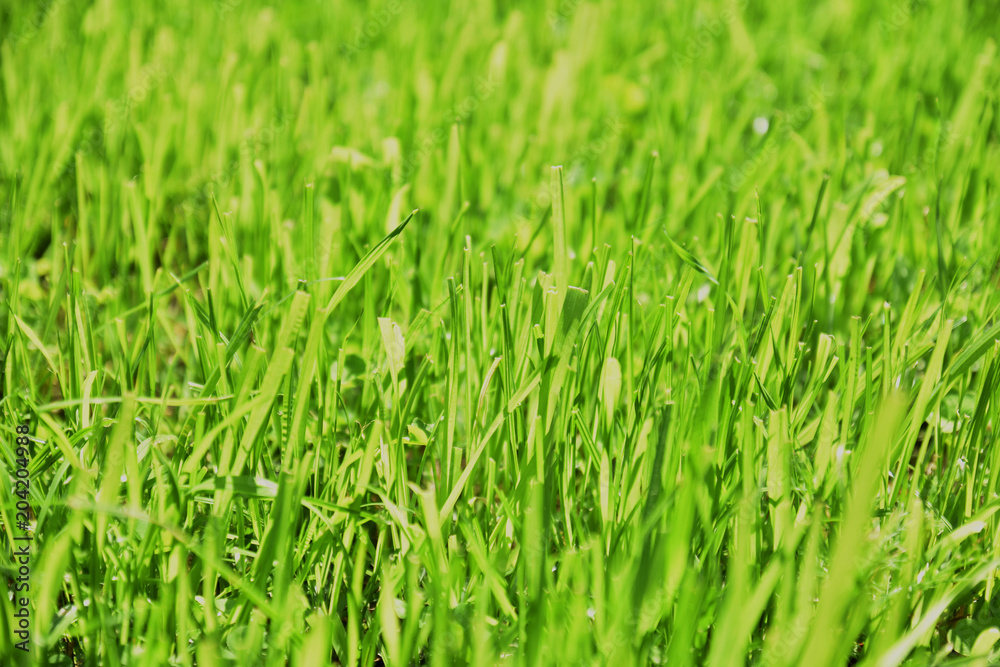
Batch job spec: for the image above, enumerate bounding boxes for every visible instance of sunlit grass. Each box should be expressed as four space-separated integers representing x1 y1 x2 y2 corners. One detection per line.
1 0 1000 665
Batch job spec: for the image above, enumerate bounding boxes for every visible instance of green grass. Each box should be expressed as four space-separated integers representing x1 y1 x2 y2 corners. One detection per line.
2 0 1000 664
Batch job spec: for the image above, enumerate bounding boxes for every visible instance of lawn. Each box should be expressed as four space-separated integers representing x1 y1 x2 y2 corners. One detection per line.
2 0 1000 665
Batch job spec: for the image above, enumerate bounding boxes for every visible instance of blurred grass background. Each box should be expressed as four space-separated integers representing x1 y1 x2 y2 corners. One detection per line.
1 0 1000 665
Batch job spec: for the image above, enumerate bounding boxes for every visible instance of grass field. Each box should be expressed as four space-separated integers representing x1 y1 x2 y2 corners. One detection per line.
2 0 1000 664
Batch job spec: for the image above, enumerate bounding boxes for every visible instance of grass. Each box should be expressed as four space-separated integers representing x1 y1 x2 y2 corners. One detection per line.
1 0 1000 664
